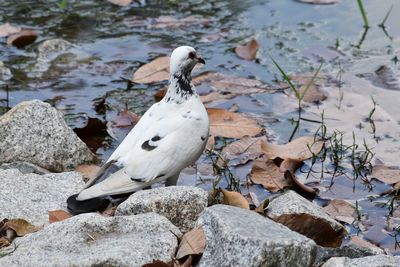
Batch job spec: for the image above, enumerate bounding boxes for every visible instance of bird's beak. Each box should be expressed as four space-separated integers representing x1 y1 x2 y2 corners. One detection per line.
197 55 205 64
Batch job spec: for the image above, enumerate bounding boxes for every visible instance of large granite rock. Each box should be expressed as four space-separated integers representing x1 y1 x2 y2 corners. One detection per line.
267 190 346 247
0 213 181 267
116 186 208 232
0 100 97 171
0 168 83 226
322 255 400 267
196 204 317 267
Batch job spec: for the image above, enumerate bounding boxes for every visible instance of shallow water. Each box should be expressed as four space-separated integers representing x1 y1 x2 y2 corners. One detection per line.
1 0 400 254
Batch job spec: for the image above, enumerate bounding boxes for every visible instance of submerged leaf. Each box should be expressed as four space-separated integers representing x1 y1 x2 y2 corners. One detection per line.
235 39 259 61
0 23 20 37
322 199 356 225
261 136 323 161
372 165 400 185
208 108 263 138
176 227 206 259
219 136 267 166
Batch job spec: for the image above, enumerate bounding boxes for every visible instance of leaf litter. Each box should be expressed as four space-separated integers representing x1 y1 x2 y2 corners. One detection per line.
0 218 40 248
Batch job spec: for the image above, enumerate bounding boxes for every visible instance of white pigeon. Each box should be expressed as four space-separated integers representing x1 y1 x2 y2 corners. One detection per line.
67 46 209 214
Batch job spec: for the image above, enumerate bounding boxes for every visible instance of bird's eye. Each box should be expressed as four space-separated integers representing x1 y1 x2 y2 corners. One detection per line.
188 51 196 59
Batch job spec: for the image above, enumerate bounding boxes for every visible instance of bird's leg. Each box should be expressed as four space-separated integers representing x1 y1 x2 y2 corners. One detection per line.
165 174 179 186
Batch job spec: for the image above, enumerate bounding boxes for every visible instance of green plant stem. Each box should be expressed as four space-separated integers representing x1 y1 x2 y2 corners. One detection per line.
357 0 369 29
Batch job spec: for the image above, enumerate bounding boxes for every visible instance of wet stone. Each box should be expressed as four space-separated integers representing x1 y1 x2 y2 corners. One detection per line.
321 255 400 267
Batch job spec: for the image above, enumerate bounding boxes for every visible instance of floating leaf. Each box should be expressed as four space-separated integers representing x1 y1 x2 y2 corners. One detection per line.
176 227 206 259
284 171 317 197
261 136 323 161
372 165 400 185
0 23 20 37
358 65 400 91
221 189 249 209
124 15 212 29
250 160 289 192
132 56 170 84
322 199 356 225
350 236 383 251
7 29 38 48
49 210 72 224
107 0 132 6
235 38 259 61
208 108 263 138
219 136 267 166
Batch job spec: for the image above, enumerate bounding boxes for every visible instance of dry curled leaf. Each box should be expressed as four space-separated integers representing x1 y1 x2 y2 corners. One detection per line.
235 39 259 61
7 29 37 48
372 165 400 185
49 210 72 224
322 199 356 225
0 22 20 37
261 136 323 161
250 160 289 192
273 213 346 247
219 136 267 167
255 198 270 215
208 108 262 139
107 0 132 6
221 189 249 209
284 171 317 198
3 218 39 236
176 227 206 259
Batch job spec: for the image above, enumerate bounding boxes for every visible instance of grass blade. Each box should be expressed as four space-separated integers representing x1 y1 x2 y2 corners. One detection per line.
357 0 369 28
299 63 323 102
270 56 300 99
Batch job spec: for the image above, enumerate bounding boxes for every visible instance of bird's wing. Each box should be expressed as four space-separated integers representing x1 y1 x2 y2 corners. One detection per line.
77 105 205 201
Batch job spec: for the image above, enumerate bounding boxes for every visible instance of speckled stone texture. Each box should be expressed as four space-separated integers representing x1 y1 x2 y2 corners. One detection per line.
267 190 346 246
116 186 208 232
0 100 97 171
0 213 182 267
321 255 400 267
0 168 83 226
196 205 317 267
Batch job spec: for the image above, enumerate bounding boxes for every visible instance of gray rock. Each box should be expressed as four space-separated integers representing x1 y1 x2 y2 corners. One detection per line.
0 161 50 175
196 204 317 267
322 255 400 267
0 100 97 171
116 186 208 232
0 169 83 226
0 213 181 267
267 190 346 247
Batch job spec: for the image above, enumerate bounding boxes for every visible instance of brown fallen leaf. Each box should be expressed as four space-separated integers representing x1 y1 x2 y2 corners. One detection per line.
154 88 167 102
112 108 140 128
261 136 323 161
0 22 20 37
73 117 108 154
372 165 400 185
322 199 356 225
176 227 206 259
4 218 40 236
205 135 215 151
218 136 267 167
235 38 259 61
273 213 346 247
101 206 117 217
221 189 249 209
255 198 270 215
142 260 172 267
49 210 72 224
284 171 317 198
297 0 339 4
250 160 289 192
132 56 170 84
208 108 263 139
279 158 303 173
7 29 38 48
75 164 101 182
107 0 132 6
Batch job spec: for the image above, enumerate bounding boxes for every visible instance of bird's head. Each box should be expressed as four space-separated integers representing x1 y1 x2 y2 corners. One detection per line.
170 46 205 77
